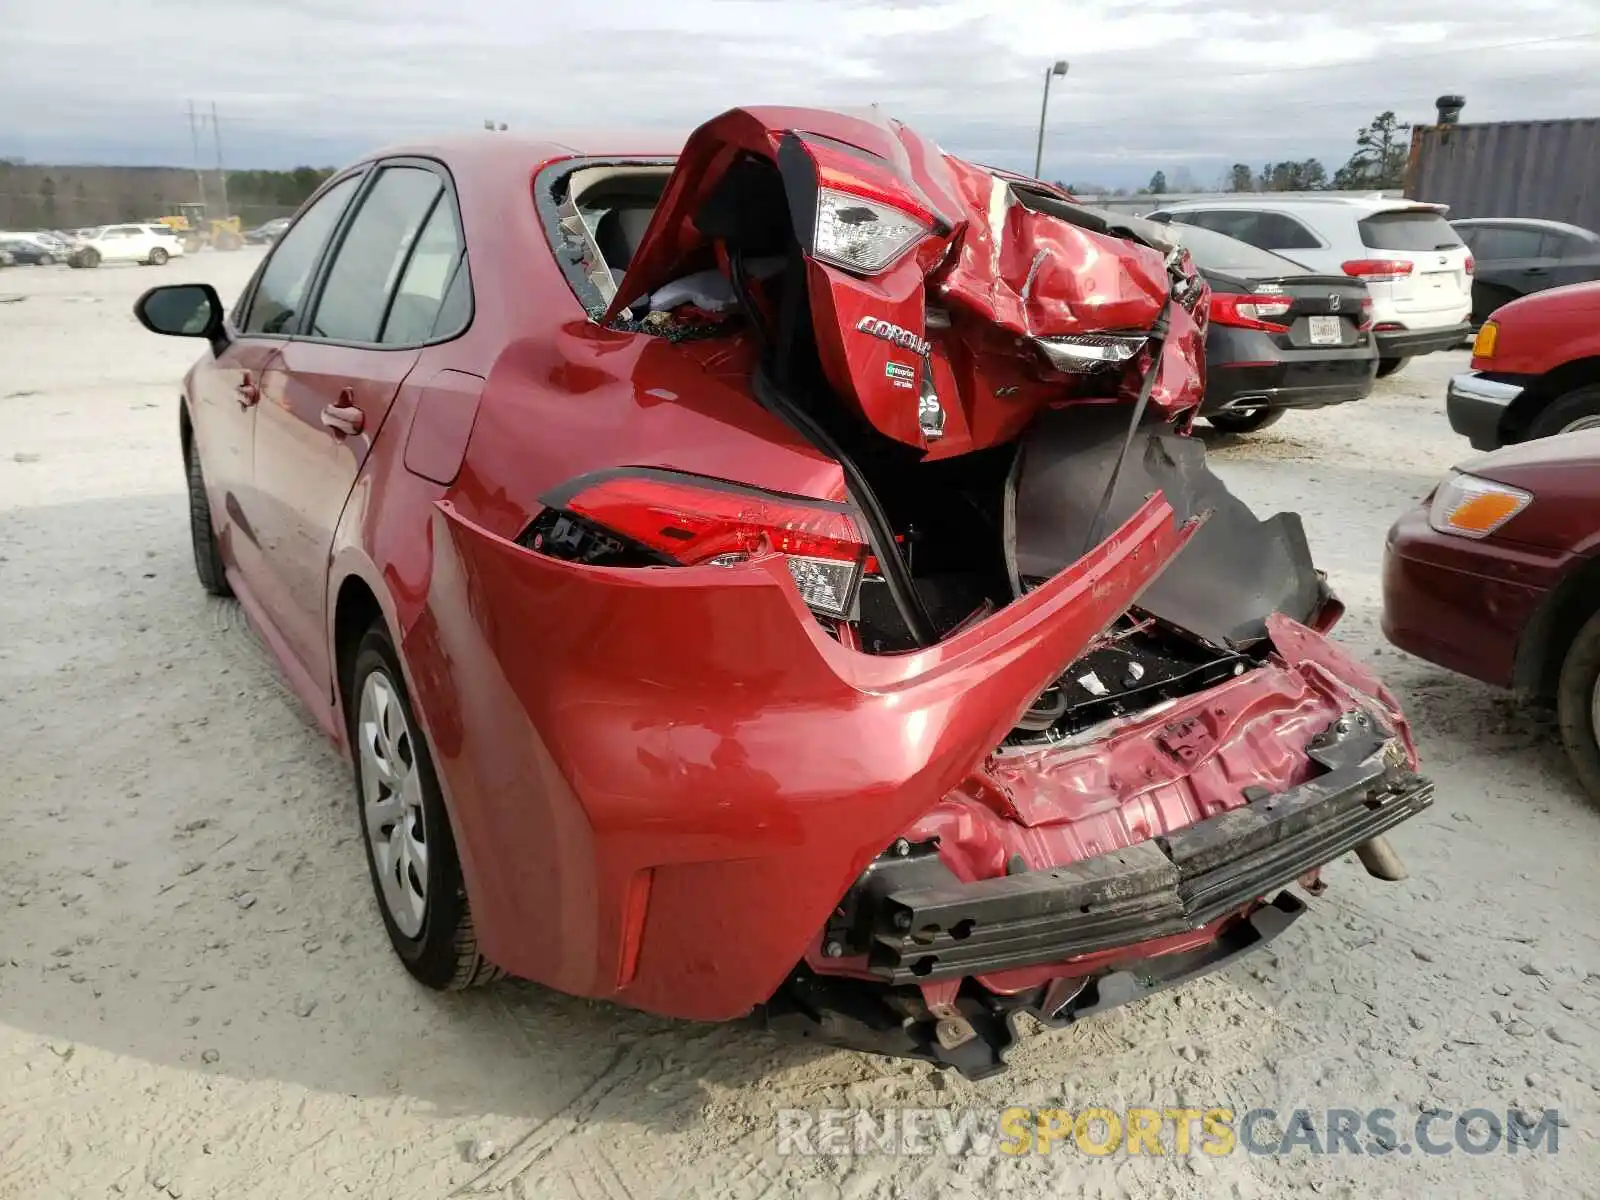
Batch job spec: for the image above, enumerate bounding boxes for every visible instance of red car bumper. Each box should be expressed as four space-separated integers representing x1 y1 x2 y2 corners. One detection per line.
404 487 1425 1052
1381 502 1555 690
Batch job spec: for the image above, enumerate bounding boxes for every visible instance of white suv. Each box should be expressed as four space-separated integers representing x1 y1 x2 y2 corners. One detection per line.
1149 196 1473 376
67 223 185 269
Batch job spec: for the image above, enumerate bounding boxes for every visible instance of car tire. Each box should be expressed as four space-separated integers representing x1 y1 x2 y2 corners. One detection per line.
1527 383 1600 439
1556 608 1600 806
148 247 169 266
1375 357 1409 379
348 623 503 991
1206 407 1284 435
185 445 232 598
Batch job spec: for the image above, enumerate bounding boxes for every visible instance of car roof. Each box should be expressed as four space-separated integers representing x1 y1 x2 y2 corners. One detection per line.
355 130 685 174
1450 216 1597 237
1157 194 1448 217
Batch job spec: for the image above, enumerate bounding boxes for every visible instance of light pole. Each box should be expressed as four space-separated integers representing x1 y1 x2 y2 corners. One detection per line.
1032 60 1069 181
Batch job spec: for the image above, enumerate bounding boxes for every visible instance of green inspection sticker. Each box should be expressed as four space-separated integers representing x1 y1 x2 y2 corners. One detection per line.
885 362 916 382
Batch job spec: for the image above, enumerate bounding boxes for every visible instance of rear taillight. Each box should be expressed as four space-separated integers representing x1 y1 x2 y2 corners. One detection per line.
532 473 867 618
1464 255 1475 275
1208 292 1293 333
1358 296 1374 331
1342 259 1415 282
813 188 930 274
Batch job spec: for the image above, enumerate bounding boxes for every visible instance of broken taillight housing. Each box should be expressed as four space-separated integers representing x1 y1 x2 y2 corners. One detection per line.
1033 332 1149 373
812 188 929 274
528 473 867 619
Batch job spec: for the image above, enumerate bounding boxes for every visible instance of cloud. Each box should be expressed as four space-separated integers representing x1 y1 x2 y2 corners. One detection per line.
3 0 1596 187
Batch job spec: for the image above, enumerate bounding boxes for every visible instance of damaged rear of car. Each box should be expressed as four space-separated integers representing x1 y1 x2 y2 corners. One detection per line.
422 107 1431 1078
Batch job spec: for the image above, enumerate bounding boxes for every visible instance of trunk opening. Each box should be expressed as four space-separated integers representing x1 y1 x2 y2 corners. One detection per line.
533 146 1327 742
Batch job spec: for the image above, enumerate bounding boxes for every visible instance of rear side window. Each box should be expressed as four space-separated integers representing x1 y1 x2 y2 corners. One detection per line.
380 191 467 344
1546 232 1598 260
1469 226 1544 260
1161 221 1307 277
1359 210 1462 252
308 166 444 344
1170 210 1318 252
1245 213 1321 250
242 174 362 335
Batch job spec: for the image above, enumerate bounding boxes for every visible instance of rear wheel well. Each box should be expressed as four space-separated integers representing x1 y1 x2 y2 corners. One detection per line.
1514 554 1600 699
333 576 384 721
1503 357 1600 442
179 400 193 462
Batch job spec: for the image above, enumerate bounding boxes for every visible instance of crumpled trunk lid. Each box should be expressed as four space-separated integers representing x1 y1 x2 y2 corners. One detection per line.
602 106 1208 457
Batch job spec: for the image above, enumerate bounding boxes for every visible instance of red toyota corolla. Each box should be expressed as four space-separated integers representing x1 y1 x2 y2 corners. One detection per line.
134 107 1431 1077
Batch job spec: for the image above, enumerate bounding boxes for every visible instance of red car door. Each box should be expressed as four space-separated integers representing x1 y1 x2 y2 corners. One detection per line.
250 162 469 693
193 173 366 592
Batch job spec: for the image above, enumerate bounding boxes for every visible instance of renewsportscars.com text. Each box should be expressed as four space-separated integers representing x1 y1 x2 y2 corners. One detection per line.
776 1106 1562 1158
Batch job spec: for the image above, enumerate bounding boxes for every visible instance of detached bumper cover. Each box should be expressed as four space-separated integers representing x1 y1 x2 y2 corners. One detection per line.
856 720 1431 985
1446 371 1523 451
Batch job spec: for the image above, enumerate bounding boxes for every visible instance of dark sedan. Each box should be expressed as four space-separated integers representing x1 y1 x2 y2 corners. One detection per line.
1154 220 1377 434
0 237 60 265
1383 430 1600 801
1452 218 1600 327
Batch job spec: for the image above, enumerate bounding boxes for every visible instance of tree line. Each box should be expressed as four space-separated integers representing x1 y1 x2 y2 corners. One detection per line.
1068 111 1413 198
0 162 336 230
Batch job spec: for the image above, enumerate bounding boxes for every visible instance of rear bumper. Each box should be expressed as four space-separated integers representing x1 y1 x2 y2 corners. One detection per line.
1446 371 1522 451
1203 333 1377 414
852 720 1430 984
765 891 1307 1079
1376 322 1473 359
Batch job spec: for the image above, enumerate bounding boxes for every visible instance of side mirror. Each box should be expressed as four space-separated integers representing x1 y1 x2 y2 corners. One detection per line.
133 284 229 355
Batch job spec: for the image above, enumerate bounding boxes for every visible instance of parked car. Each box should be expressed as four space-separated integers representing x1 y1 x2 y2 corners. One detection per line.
130 109 1431 1076
244 216 292 244
1451 218 1600 327
1446 281 1600 450
1383 431 1600 801
1151 220 1376 433
1149 196 1473 378
66 223 184 268
0 235 61 265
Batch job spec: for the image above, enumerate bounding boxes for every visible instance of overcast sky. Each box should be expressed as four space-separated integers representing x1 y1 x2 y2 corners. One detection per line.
3 0 1597 187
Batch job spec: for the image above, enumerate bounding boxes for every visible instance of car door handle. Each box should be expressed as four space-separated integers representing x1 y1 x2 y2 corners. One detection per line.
235 372 259 407
1523 266 1548 275
320 402 364 436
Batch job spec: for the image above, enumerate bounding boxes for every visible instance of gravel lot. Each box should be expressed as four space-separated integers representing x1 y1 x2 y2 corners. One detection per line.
2 251 1597 1200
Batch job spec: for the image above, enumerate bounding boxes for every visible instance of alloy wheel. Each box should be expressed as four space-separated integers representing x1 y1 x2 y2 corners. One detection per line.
358 669 429 937
1558 414 1600 434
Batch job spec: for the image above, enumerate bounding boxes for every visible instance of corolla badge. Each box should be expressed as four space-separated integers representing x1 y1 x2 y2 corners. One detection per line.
856 316 931 358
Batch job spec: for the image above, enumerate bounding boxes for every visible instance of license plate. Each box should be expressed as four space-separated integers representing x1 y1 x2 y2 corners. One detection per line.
1308 315 1342 345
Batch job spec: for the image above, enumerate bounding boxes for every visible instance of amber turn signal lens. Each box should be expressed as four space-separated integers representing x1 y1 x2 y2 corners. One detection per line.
1472 322 1497 359
1427 471 1532 539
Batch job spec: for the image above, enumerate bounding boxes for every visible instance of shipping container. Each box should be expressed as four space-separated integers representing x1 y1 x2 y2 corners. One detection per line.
1406 118 1600 231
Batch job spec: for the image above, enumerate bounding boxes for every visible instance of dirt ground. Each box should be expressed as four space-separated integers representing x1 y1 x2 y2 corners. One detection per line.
2 251 1597 1200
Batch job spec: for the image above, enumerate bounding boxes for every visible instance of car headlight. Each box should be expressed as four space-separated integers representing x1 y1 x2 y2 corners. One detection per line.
1427 471 1531 539
812 188 928 274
